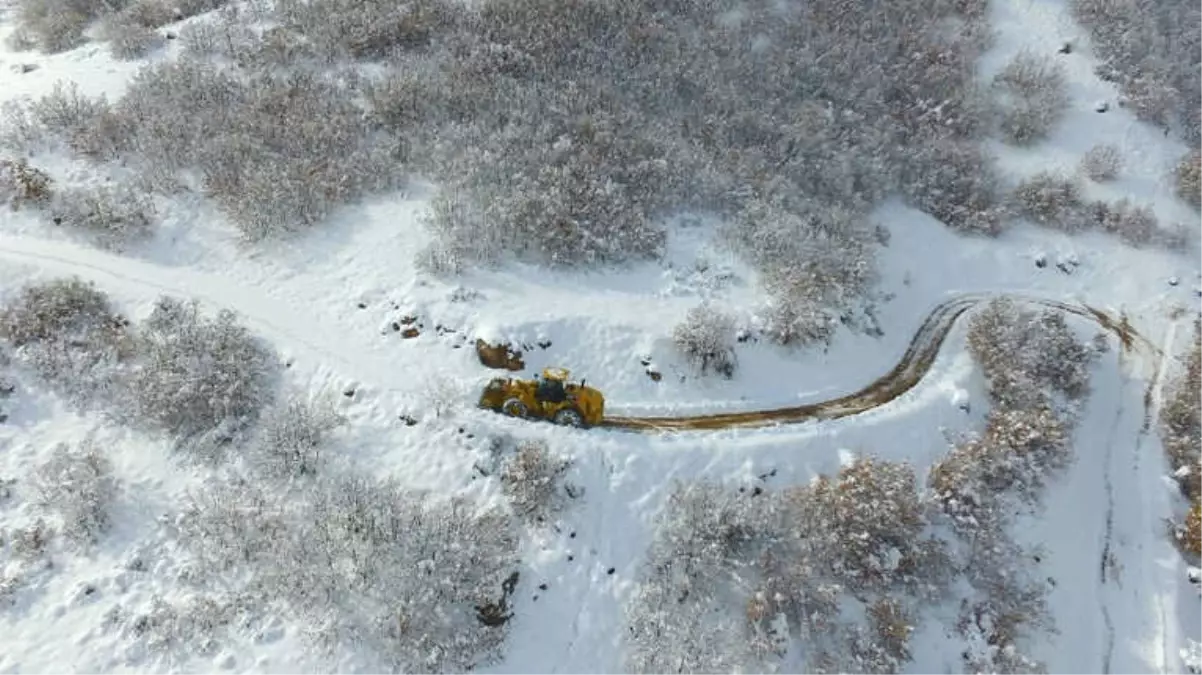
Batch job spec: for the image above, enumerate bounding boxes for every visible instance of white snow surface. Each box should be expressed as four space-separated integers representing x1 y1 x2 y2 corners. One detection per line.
0 0 1200 671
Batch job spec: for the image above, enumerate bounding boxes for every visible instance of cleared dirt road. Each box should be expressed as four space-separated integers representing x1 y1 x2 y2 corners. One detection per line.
603 293 1151 432
0 235 1152 435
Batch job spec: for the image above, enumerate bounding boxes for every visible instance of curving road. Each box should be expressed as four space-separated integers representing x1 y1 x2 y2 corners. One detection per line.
0 235 1153 435
602 294 1153 432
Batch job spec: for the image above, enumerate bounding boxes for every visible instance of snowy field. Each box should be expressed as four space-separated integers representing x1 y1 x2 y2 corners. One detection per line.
0 0 1199 671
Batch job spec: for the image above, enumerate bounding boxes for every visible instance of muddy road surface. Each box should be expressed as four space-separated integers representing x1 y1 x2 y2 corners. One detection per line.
602 293 1152 432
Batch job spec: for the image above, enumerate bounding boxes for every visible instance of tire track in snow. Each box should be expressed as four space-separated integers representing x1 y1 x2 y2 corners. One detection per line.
1098 345 1124 674
1135 319 1177 673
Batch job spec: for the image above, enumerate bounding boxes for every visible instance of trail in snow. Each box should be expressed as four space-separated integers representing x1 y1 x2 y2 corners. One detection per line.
0 234 1164 437
1098 348 1124 674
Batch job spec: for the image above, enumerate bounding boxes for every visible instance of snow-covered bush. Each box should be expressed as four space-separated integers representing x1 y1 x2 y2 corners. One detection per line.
98 15 165 60
0 158 53 209
29 441 117 546
673 304 737 378
1070 0 1200 144
966 299 1094 409
5 82 131 159
900 139 1007 236
625 481 766 673
628 460 952 672
730 198 878 347
930 406 1071 526
1161 324 1200 500
10 0 111 52
404 0 996 276
252 394 345 478
47 184 157 248
0 277 132 403
176 470 521 671
1177 151 1201 210
1080 143 1122 182
1010 172 1086 231
275 0 455 61
499 441 572 525
1089 197 1159 246
117 63 401 240
128 297 277 448
112 593 245 659
1182 501 1201 558
992 51 1069 145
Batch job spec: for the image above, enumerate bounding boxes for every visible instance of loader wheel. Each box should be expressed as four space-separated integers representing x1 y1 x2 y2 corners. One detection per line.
501 398 528 418
552 408 584 428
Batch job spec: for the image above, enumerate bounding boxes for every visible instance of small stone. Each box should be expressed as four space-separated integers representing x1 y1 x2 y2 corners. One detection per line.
391 322 401 332
401 327 420 339
538 583 548 591
1168 276 1180 286
567 555 574 562
752 486 763 497
1034 254 1047 268
607 567 616 575
1057 42 1072 54
165 31 177 40
343 387 356 398
1095 101 1109 113
646 369 662 382
357 302 367 309
569 531 576 539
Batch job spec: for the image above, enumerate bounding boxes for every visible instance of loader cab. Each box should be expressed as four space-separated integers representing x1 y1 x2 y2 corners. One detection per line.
535 367 568 403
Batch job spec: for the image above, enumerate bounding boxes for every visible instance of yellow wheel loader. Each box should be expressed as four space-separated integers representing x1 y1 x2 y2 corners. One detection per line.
478 367 605 428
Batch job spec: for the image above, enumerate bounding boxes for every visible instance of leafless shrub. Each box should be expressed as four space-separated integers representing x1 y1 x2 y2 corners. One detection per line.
178 17 264 64
901 139 1008 236
628 459 953 673
499 441 572 525
730 197 878 347
1080 143 1122 182
1181 500 1201 558
0 158 53 209
673 304 737 378
112 0 180 30
1088 197 1159 246
116 62 401 240
1070 0 1200 144
992 51 1070 145
252 394 345 478
29 441 117 546
47 184 157 248
956 569 1051 674
115 593 245 659
274 0 456 62
1010 172 1086 231
10 0 110 53
1161 323 1200 500
99 15 165 60
15 82 131 159
967 298 1094 409
1177 151 1201 210
0 277 132 404
930 407 1071 528
175 470 521 671
128 297 277 448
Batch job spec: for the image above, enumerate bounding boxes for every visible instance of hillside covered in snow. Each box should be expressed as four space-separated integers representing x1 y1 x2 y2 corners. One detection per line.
0 0 1199 671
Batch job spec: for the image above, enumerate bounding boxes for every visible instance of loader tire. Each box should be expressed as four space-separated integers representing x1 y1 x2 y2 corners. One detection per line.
501 398 528 418
552 408 584 428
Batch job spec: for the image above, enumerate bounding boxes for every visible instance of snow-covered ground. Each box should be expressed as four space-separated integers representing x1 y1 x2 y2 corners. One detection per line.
0 0 1199 671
